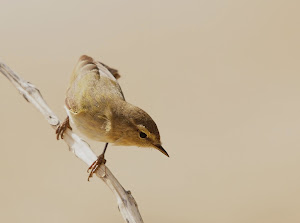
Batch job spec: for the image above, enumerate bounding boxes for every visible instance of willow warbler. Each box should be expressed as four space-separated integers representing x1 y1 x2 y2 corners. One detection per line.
56 55 168 180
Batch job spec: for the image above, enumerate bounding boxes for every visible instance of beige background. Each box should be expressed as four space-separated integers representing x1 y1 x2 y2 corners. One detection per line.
1 0 300 222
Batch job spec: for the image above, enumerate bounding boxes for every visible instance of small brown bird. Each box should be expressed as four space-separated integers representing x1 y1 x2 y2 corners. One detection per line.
56 55 168 180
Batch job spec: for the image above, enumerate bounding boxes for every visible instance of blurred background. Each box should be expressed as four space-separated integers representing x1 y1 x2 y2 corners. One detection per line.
1 0 300 222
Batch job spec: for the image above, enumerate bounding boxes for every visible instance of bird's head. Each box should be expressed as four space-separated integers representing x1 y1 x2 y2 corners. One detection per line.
112 104 169 157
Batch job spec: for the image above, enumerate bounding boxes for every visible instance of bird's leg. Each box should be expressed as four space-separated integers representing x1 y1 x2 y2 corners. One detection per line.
87 143 108 181
56 116 72 140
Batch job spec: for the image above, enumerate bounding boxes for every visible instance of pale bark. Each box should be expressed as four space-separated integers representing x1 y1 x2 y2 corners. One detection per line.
0 61 143 223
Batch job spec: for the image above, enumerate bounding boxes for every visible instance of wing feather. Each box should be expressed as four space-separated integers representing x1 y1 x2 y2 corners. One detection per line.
66 55 125 112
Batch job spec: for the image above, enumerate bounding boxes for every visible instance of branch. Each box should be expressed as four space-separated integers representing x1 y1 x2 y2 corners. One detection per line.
0 61 143 223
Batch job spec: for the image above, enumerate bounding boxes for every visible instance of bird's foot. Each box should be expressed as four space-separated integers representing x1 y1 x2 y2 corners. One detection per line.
87 153 106 181
56 116 72 140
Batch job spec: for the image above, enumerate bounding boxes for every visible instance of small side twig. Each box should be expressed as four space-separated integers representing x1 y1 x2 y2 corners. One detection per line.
0 61 143 223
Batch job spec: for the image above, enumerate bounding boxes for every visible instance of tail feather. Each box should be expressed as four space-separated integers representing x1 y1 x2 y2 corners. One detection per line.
77 55 121 80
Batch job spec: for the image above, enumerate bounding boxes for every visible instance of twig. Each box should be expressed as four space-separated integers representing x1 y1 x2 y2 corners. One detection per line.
0 60 144 223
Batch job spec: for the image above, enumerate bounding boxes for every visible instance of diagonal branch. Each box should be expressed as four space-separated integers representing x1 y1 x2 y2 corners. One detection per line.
0 60 143 223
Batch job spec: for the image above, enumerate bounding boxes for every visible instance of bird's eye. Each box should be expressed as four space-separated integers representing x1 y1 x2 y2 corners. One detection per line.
139 132 147 138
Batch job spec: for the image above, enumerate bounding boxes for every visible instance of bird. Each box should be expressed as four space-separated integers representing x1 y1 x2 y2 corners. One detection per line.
56 55 168 180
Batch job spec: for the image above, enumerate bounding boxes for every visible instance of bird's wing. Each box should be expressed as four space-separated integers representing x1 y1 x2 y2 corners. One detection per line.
99 62 121 80
66 55 125 113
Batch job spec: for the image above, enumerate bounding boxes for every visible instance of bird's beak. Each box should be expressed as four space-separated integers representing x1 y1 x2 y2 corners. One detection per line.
155 144 169 157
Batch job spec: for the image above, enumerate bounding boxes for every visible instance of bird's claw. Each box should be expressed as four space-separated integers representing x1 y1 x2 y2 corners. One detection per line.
87 154 106 181
56 116 72 140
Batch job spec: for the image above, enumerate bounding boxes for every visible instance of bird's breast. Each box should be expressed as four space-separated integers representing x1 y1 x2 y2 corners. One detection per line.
65 106 114 142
